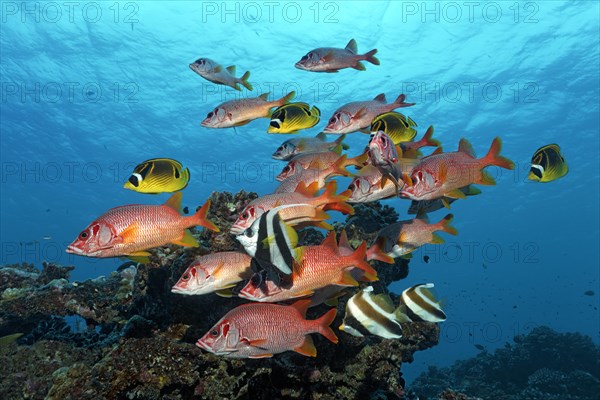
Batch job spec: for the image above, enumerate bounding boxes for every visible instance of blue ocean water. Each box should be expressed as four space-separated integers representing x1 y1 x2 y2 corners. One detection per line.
1 0 598 384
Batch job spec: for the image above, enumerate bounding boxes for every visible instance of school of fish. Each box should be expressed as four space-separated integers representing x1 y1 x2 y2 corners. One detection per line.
66 38 567 359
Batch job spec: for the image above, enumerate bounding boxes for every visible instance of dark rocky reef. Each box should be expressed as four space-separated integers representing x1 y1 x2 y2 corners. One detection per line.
0 190 440 399
408 326 600 400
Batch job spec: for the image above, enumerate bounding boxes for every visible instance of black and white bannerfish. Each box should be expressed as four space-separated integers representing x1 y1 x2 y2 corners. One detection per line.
399 283 446 323
339 284 446 339
236 205 304 280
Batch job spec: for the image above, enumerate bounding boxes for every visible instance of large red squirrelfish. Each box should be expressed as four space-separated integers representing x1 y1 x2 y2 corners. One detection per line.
201 91 295 128
197 300 338 358
401 137 515 201
238 232 378 303
230 181 353 235
171 252 253 296
324 93 415 134
66 193 219 260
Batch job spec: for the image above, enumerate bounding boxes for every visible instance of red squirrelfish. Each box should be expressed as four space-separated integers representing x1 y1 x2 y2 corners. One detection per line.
347 164 398 203
230 181 353 235
324 93 415 134
274 155 353 194
401 137 515 201
201 91 295 128
239 232 378 303
295 39 379 73
196 300 338 358
66 193 219 260
171 252 253 296
367 214 458 261
277 150 367 181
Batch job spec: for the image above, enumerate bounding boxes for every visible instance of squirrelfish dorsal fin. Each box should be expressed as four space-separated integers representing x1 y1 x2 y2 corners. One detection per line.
259 93 270 101
321 231 338 250
291 299 312 318
225 65 236 75
458 138 476 158
345 38 358 54
164 192 183 212
373 93 387 103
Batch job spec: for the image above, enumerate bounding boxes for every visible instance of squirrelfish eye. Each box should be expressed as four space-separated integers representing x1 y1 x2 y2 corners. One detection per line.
78 230 89 240
182 273 190 281
210 329 219 337
348 183 356 191
207 111 214 118
284 165 290 173
301 55 308 61
241 212 249 220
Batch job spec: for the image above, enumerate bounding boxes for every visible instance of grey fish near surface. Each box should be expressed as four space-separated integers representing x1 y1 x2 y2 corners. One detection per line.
295 39 380 73
272 132 349 160
189 57 252 91
202 91 295 128
324 93 415 134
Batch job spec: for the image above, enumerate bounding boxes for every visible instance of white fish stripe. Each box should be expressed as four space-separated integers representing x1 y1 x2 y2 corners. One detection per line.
346 290 403 338
531 164 545 174
402 284 446 322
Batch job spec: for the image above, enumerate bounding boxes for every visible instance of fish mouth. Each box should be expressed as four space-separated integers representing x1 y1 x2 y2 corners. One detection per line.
195 339 212 352
229 225 245 236
294 62 306 69
66 245 83 254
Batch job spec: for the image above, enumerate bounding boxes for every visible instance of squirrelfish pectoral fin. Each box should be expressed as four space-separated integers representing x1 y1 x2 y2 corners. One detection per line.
445 189 467 199
127 252 151 264
215 288 234 298
441 198 451 209
294 336 317 357
172 229 199 247
119 222 140 244
431 233 445 244
249 353 273 359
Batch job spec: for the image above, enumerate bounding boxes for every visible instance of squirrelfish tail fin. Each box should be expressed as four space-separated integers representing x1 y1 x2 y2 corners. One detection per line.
314 308 339 344
364 49 380 65
437 213 458 236
366 238 395 264
240 71 253 91
482 137 515 170
192 200 220 232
